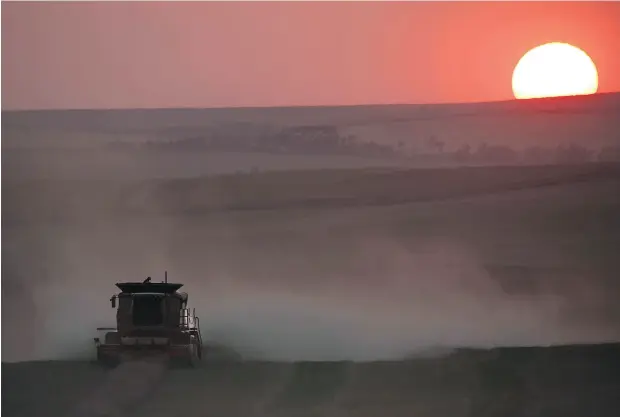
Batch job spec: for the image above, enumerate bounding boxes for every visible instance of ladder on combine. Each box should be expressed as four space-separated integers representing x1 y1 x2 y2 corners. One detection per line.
180 307 203 350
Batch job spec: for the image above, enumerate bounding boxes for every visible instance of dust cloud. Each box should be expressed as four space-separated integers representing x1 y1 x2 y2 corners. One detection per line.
3 218 617 363
3 151 619 364
190 238 617 362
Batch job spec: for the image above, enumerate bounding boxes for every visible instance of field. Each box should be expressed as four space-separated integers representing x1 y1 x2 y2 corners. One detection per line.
3 96 620 416
3 343 620 417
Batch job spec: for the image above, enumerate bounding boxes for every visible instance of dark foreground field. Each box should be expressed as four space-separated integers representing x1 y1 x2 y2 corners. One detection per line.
3 343 620 417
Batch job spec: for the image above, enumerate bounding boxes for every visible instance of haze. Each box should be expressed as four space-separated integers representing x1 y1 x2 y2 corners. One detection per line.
3 3 620 416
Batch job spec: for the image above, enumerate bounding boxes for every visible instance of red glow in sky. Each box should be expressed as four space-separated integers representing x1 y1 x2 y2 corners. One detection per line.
2 1 619 110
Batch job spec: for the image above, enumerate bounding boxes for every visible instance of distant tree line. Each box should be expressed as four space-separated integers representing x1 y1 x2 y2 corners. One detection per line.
445 142 620 165
106 124 620 166
110 125 400 159
404 136 620 165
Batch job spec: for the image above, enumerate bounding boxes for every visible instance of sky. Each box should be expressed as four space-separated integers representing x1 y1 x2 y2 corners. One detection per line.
2 1 620 110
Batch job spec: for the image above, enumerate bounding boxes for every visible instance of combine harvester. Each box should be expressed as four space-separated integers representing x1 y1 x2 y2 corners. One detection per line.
94 273 204 367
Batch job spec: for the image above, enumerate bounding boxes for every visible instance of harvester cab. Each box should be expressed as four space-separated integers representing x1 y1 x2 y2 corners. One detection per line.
94 273 203 367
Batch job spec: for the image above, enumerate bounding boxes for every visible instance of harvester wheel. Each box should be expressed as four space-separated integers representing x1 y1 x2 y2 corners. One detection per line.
189 342 201 367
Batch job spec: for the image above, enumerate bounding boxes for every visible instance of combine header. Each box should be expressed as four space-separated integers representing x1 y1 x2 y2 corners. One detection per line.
94 273 203 367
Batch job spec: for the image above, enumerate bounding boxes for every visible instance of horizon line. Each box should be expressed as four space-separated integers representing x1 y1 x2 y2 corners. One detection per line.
2 91 618 113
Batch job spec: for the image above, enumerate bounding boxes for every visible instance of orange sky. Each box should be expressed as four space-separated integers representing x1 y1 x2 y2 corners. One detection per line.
2 1 619 110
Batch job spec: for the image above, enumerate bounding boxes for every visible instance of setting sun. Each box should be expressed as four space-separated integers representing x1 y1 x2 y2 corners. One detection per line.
512 42 598 100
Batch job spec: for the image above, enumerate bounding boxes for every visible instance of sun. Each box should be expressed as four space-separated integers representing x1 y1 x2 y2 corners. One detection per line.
512 42 598 100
